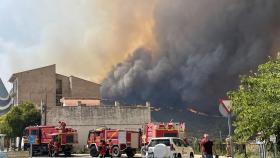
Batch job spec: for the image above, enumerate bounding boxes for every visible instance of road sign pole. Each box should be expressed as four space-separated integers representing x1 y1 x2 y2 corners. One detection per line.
228 113 234 158
30 143 32 158
228 114 231 136
274 143 277 158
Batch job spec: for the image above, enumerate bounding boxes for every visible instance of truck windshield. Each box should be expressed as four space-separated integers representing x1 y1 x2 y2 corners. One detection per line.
163 133 178 137
148 139 170 147
66 135 74 143
31 130 38 135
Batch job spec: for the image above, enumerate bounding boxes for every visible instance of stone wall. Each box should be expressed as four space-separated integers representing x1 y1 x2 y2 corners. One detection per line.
46 105 151 149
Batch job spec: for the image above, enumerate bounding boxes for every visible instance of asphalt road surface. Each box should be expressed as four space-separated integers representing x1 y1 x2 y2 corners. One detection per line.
33 154 225 158
1 152 228 158
33 154 142 158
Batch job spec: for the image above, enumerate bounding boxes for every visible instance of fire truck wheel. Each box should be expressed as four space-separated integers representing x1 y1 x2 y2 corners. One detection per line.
111 146 121 157
64 151 71 157
126 150 135 157
90 146 99 157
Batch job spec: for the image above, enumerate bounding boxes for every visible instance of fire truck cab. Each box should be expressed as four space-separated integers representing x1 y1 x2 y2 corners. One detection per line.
22 126 57 154
87 128 141 157
48 129 78 157
22 122 78 156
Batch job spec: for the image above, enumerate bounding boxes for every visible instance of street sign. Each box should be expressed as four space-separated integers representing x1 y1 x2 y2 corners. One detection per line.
28 135 36 158
219 99 234 158
219 99 232 117
28 135 35 145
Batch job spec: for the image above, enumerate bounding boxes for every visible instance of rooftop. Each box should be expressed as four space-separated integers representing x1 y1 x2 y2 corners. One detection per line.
8 64 101 86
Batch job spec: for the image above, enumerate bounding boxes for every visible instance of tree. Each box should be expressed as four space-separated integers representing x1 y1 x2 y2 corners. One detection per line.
0 102 41 148
228 55 280 142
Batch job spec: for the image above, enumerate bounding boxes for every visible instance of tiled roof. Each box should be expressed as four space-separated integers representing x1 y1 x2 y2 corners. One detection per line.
0 78 12 116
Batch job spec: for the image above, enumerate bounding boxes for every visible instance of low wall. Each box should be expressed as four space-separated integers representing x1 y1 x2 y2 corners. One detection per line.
45 105 151 150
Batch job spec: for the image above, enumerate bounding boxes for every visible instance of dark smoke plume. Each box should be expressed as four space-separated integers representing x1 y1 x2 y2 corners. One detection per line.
101 0 280 114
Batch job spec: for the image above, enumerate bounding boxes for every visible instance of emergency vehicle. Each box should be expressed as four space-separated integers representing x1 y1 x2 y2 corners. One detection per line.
22 121 78 156
87 128 142 157
143 122 186 144
141 122 186 156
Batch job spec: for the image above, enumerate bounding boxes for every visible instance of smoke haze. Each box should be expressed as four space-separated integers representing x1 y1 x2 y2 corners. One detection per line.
101 0 280 113
0 0 156 88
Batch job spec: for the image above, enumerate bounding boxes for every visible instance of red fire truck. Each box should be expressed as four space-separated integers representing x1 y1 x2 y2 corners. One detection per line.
142 122 186 144
87 128 142 157
22 122 78 156
140 122 186 156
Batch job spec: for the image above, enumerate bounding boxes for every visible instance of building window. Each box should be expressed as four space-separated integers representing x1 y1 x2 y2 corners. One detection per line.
56 79 62 106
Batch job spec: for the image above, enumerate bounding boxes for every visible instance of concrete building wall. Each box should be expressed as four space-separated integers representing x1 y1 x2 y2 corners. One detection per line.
15 65 56 108
70 76 100 98
56 74 71 98
46 105 151 149
9 65 101 109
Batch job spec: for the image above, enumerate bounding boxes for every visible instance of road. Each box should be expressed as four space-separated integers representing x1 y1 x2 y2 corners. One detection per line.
33 154 226 158
1 152 228 158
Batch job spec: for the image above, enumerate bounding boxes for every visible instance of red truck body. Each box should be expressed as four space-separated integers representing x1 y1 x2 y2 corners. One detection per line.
143 122 186 144
23 126 57 148
23 122 78 156
87 128 141 157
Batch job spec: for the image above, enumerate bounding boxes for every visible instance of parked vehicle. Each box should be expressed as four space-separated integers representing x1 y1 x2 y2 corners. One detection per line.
48 130 78 157
141 122 187 156
144 137 194 158
87 128 142 157
143 122 186 145
22 125 57 154
22 121 78 156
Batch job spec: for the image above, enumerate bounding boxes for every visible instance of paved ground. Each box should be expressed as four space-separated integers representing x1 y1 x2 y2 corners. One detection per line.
34 154 228 158
0 152 230 158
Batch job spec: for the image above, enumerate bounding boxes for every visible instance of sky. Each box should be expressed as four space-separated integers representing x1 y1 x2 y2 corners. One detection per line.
1 0 279 113
1 0 280 136
0 0 156 90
